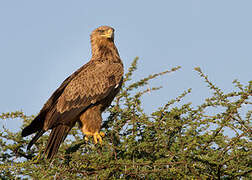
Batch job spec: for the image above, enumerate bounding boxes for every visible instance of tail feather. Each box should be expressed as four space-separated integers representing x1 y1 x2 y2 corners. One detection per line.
45 125 71 159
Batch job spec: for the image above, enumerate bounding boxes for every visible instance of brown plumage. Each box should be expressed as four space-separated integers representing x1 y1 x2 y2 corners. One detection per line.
22 26 124 159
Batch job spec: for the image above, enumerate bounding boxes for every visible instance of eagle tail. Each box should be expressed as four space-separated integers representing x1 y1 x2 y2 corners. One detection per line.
21 113 45 137
45 124 71 159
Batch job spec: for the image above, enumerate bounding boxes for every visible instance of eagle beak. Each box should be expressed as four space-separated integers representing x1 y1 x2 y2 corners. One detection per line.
101 29 114 39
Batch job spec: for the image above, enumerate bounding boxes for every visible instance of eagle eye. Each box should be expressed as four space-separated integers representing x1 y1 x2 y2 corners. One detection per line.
98 29 105 33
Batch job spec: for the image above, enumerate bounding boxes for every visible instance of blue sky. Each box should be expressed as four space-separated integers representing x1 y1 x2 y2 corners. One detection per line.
0 1 251 130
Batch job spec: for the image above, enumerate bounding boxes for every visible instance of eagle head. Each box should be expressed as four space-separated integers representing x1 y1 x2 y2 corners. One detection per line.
91 26 115 43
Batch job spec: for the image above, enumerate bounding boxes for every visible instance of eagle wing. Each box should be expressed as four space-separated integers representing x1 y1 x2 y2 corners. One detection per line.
44 61 123 129
21 64 86 137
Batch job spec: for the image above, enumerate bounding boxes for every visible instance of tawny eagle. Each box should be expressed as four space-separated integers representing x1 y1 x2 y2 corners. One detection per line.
21 26 124 159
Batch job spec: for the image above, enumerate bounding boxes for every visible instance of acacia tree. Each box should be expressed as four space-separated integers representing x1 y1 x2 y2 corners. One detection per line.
0 57 251 179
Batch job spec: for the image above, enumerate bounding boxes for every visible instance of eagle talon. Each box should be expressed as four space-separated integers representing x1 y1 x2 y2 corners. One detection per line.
84 136 89 141
100 131 105 137
93 132 104 144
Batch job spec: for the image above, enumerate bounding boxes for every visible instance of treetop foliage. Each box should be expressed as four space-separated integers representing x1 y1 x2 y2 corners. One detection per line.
1 57 251 179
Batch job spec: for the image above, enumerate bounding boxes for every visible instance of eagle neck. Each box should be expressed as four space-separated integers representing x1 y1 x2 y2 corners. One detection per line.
91 39 120 63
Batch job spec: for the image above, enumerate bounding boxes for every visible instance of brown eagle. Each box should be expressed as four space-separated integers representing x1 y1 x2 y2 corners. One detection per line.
21 26 124 159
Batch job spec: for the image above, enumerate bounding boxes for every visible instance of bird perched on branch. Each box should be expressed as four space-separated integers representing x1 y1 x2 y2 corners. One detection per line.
21 26 124 159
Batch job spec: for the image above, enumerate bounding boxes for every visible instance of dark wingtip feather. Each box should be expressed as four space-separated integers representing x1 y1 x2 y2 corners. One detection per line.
21 114 44 137
22 125 34 137
27 130 45 150
21 127 29 137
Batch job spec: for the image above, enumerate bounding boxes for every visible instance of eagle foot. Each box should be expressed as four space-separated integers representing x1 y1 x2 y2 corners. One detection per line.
93 131 105 144
84 131 105 144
